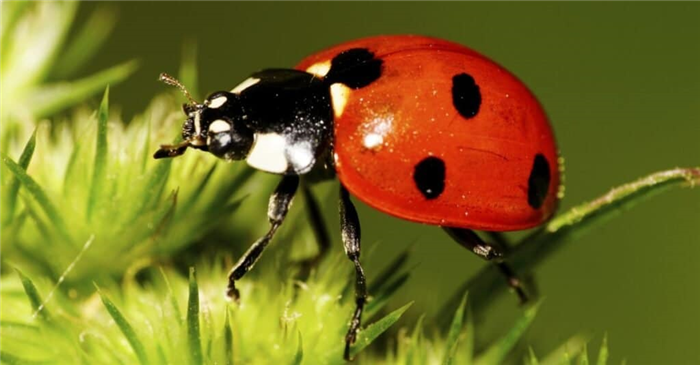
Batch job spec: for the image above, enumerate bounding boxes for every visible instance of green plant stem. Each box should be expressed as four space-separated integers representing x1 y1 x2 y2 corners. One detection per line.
442 167 700 318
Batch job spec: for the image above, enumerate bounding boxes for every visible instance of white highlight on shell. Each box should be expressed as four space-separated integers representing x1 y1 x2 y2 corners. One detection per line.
330 83 351 118
208 119 231 134
306 61 332 77
208 96 228 109
246 133 289 173
363 133 383 149
361 114 393 150
231 77 260 94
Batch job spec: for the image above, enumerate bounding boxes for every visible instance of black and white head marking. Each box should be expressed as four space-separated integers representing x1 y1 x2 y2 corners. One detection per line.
156 69 334 175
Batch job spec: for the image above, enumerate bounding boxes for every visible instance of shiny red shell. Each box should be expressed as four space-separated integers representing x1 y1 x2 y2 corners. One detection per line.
296 35 559 231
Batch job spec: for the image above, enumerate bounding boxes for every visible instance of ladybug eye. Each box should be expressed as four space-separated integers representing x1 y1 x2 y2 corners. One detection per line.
182 117 195 141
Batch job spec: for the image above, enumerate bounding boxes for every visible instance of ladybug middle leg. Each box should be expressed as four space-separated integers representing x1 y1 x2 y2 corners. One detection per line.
226 175 300 300
339 185 367 361
444 228 528 304
297 182 331 274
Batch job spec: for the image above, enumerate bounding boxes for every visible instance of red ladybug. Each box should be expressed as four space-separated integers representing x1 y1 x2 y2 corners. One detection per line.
155 35 559 360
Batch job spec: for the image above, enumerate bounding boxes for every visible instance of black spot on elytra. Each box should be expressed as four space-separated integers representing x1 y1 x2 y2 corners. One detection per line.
413 156 446 200
452 73 481 119
325 48 382 89
527 154 551 209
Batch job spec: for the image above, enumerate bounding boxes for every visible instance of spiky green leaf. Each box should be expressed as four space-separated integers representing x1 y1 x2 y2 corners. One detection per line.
475 301 541 365
53 5 117 78
332 302 413 362
2 156 72 244
291 331 303 365
30 60 138 118
597 334 608 365
15 269 48 320
188 268 203 365
3 130 36 225
96 285 149 365
443 293 468 365
87 87 109 220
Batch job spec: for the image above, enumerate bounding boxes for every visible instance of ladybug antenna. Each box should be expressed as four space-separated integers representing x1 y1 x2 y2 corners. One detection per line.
159 72 198 105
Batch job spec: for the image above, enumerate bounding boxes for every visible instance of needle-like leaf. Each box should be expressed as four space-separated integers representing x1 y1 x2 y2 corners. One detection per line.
188 268 203 365
86 87 109 220
3 130 36 225
96 285 149 365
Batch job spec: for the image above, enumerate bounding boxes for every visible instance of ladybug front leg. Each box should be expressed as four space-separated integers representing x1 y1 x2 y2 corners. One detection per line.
339 185 367 361
444 228 528 304
225 175 299 300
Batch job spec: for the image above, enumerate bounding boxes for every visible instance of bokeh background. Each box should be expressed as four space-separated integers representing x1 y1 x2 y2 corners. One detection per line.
68 2 699 364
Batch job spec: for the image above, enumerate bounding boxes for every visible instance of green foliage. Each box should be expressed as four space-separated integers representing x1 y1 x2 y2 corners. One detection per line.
2 3 698 364
0 252 414 364
0 2 136 124
0 91 258 291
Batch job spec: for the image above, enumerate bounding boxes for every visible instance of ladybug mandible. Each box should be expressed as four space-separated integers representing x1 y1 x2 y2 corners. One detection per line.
154 35 559 360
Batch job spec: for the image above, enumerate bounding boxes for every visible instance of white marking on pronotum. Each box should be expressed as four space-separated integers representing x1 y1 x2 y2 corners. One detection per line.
246 133 289 173
287 141 314 172
330 83 351 118
33 235 95 319
208 96 227 109
306 60 332 78
208 119 231 134
231 77 260 94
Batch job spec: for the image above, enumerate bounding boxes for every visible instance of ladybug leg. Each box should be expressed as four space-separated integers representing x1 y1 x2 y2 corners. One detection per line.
485 231 540 299
444 228 528 304
153 141 189 159
225 175 300 300
297 182 331 272
339 185 367 361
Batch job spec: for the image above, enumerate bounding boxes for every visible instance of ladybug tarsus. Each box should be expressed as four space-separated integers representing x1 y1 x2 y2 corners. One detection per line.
445 227 529 303
153 143 188 159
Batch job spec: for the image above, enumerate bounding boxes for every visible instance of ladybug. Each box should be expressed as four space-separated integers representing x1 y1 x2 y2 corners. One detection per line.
154 35 559 360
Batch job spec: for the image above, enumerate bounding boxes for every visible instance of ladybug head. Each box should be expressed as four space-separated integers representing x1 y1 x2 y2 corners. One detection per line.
153 73 254 160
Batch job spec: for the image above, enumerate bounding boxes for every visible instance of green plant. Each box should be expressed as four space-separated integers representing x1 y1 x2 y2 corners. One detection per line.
0 2 136 124
2 3 699 364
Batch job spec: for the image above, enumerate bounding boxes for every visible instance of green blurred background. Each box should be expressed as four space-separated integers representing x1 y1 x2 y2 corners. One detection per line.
75 2 699 364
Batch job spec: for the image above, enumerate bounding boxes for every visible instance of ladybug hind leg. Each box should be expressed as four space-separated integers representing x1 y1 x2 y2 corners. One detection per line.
484 231 540 300
339 185 367 361
225 175 300 300
444 228 528 304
